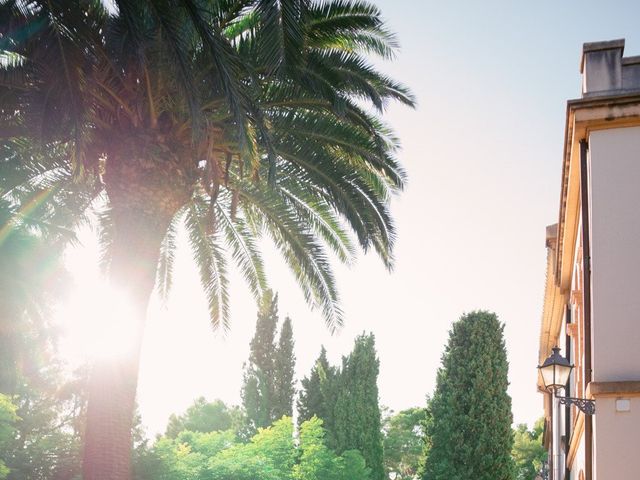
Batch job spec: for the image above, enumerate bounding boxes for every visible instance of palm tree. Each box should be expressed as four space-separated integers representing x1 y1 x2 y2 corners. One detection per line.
1 1 414 478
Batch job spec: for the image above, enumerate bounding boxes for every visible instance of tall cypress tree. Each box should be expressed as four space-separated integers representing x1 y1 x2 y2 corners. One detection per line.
241 291 278 431
333 333 385 480
420 311 514 480
297 346 338 439
273 317 295 418
242 292 297 431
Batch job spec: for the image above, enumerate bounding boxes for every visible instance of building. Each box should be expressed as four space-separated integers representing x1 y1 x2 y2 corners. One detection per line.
538 39 640 480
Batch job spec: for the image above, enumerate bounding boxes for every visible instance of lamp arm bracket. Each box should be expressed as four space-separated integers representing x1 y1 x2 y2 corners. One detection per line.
558 395 596 415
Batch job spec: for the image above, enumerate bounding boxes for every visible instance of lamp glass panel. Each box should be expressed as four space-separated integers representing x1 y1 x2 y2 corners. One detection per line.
539 364 556 389
555 363 572 387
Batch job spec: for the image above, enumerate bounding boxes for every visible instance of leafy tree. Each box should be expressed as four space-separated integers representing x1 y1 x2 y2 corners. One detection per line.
134 412 371 480
297 347 339 442
207 418 295 480
383 407 426 479
295 417 370 480
151 430 236 480
4 366 86 480
2 0 413 477
165 398 234 439
337 450 371 480
294 417 338 480
333 333 384 480
420 311 514 480
512 418 546 480
273 317 296 418
0 202 86 480
0 201 68 394
0 394 18 479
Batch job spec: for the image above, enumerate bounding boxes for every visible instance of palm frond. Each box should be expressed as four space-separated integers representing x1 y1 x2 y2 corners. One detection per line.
155 210 182 305
185 196 230 331
215 199 268 301
255 0 308 74
238 182 343 331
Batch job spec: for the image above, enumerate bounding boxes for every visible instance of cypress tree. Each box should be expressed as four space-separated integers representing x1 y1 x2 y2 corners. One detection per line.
420 311 514 480
241 291 278 430
333 333 385 480
297 346 338 439
273 316 296 418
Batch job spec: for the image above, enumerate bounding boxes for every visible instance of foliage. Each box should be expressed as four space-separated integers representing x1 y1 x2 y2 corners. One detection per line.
420 311 515 480
1 0 414 331
297 335 383 479
295 417 370 480
3 2 412 472
382 407 426 479
0 394 18 479
297 346 338 437
0 201 69 394
134 415 372 480
333 333 385 480
0 203 86 480
242 292 295 432
151 430 237 480
273 317 295 418
512 418 546 480
2 355 86 480
242 292 278 430
165 398 236 439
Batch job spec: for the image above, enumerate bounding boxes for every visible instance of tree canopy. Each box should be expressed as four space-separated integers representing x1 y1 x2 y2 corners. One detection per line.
420 311 515 480
165 398 237 439
242 292 296 432
383 407 426 479
2 2 413 475
512 418 547 480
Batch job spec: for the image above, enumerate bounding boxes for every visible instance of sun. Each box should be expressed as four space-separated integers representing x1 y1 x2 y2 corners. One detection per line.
57 278 138 363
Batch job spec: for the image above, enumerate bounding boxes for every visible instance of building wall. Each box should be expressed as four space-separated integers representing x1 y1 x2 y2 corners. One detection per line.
588 126 640 480
570 437 585 480
593 396 640 479
589 126 640 383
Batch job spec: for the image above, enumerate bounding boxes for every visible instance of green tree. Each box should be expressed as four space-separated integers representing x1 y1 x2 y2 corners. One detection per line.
294 417 370 480
333 333 384 480
273 317 296 418
165 398 234 438
135 413 370 480
2 1 413 477
295 417 339 480
382 407 426 479
512 418 546 480
0 394 18 479
242 293 296 431
0 202 86 480
242 292 278 431
207 417 295 480
297 347 338 441
421 311 515 480
0 201 69 394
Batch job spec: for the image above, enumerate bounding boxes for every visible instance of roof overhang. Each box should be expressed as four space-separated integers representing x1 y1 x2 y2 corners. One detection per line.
555 92 640 292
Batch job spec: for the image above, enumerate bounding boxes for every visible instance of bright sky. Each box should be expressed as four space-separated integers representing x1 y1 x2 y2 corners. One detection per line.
57 0 640 437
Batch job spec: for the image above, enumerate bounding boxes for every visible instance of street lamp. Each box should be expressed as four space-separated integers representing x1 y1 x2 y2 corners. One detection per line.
538 347 595 415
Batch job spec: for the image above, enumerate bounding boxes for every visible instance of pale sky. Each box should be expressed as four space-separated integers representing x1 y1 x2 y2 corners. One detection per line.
57 0 640 437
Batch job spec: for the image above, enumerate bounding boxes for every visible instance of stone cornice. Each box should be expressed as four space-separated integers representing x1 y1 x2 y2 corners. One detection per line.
587 381 640 397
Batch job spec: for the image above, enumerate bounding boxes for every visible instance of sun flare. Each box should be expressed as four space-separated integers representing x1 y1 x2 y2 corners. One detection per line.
57 280 138 362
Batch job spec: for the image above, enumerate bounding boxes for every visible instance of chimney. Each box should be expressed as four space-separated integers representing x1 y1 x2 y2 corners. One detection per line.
580 39 625 96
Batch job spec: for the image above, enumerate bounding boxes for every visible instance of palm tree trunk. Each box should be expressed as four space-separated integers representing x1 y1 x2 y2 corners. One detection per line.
81 146 192 479
81 211 168 480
